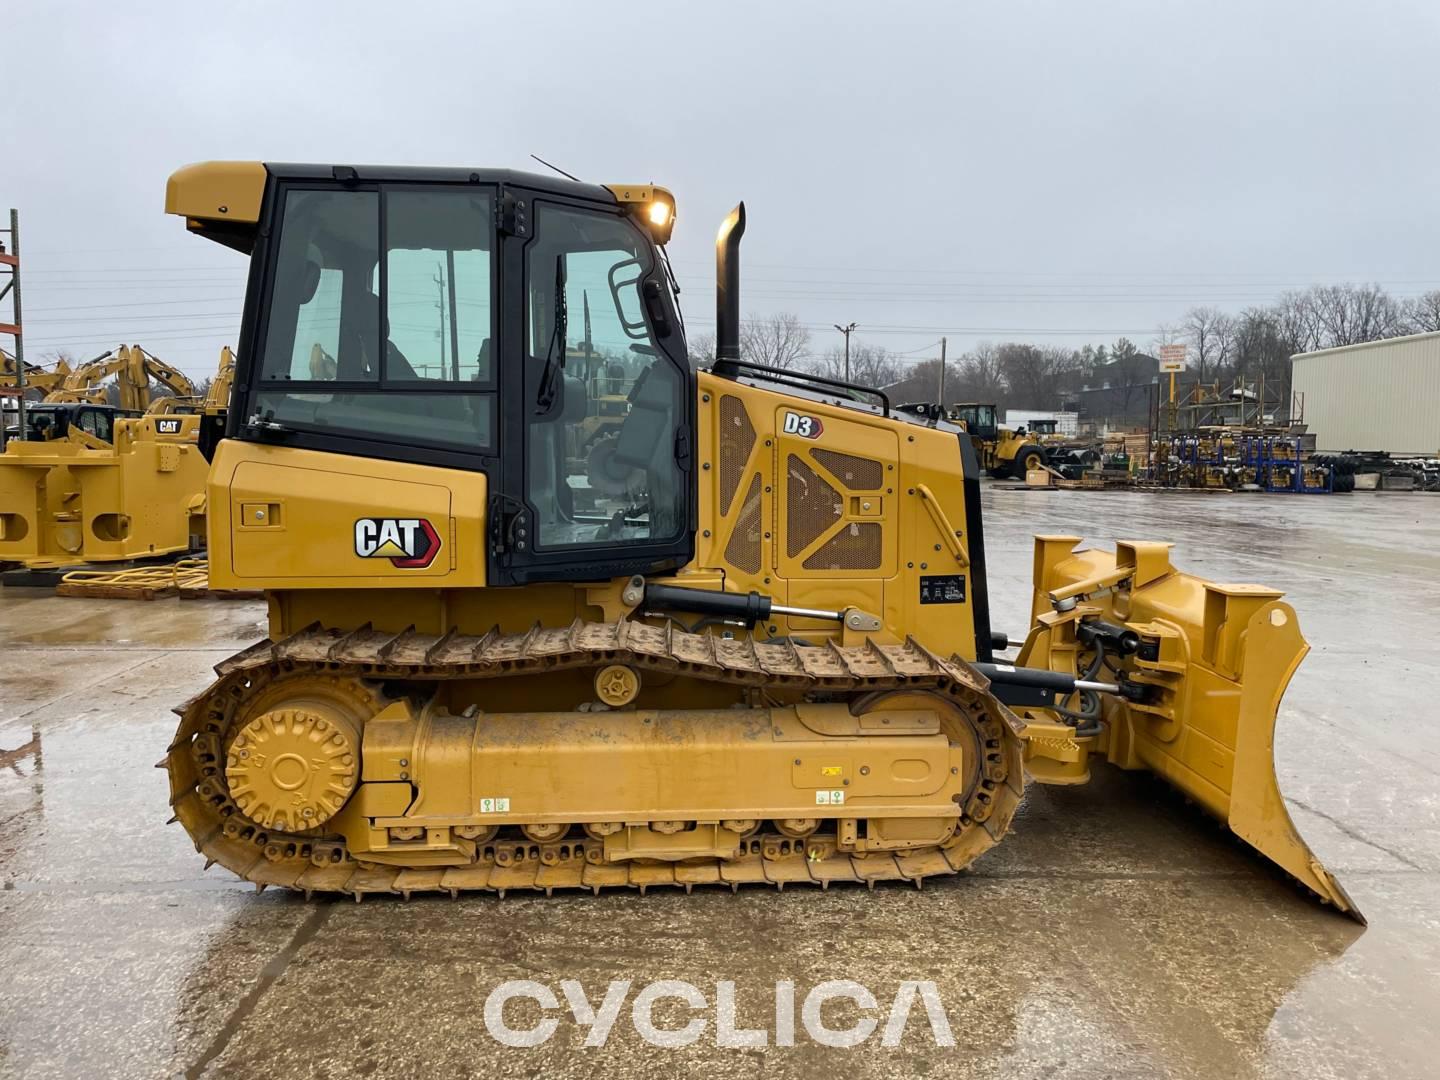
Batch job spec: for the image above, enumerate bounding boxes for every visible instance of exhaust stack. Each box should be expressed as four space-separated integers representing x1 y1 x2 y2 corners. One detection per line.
714 203 746 362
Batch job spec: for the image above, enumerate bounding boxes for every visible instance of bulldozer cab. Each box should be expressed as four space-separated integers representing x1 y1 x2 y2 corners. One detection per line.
183 164 693 586
949 402 998 441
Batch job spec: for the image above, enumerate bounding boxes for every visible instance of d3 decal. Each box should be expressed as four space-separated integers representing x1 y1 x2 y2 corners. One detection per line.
782 411 824 439
354 517 442 568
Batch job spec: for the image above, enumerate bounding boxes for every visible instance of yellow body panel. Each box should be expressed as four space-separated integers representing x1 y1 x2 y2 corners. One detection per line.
164 161 266 224
206 440 485 592
693 371 979 657
0 415 207 568
208 375 981 660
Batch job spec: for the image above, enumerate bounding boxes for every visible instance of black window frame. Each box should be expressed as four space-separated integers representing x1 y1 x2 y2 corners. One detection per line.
240 179 501 463
227 170 696 584
494 187 696 584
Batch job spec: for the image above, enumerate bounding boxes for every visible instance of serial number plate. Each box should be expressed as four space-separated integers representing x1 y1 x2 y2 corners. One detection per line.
919 575 967 605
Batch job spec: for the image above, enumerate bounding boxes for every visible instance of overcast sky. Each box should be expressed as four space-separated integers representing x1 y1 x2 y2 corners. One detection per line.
6 0 1440 378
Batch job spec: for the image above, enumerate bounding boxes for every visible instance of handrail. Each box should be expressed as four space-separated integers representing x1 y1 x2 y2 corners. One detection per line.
708 358 890 417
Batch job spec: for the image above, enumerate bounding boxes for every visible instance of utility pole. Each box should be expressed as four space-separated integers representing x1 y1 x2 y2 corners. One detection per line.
937 336 947 406
1 209 23 441
833 321 857 381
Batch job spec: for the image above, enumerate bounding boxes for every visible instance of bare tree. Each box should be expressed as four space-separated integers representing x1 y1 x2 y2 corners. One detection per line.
883 358 943 404
685 331 715 368
811 342 901 388
1404 290 1440 334
1273 291 1323 356
740 312 810 370
1105 337 1153 419
1180 306 1234 385
1230 307 1293 404
1151 322 1181 351
955 343 1007 406
1307 283 1405 347
997 343 1077 410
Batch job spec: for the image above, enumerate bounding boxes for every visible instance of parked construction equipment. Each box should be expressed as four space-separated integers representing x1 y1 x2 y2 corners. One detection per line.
948 402 1048 478
0 346 232 570
160 160 1356 919
1 349 71 399
1152 433 1334 493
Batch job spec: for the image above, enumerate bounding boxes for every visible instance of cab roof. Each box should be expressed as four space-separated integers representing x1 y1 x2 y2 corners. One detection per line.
165 161 673 252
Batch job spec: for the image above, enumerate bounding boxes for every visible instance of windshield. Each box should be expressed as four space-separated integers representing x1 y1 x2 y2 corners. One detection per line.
253 186 496 453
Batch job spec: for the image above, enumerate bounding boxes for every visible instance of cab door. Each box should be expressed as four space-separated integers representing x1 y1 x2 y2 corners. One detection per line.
492 189 694 585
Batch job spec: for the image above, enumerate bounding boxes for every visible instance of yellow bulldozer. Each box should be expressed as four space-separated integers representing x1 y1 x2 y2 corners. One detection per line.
0 345 233 570
161 161 1356 919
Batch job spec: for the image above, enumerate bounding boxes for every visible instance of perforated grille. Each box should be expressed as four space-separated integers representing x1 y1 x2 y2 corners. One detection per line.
718 395 756 516
811 448 884 490
724 472 763 574
786 455 843 558
802 522 883 571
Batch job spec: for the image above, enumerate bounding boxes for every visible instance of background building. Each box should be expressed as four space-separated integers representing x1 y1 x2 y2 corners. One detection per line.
1070 353 1160 430
1292 332 1440 454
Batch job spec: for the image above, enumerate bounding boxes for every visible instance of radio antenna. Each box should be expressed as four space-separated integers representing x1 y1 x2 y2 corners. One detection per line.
530 154 583 182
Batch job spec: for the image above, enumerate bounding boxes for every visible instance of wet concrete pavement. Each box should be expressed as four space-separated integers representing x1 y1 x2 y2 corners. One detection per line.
1 489 1437 1079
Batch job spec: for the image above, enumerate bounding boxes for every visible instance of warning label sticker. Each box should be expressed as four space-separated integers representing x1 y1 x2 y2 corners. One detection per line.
919 575 967 605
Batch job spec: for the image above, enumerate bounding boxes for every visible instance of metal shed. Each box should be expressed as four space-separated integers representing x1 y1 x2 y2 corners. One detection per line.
1291 331 1440 454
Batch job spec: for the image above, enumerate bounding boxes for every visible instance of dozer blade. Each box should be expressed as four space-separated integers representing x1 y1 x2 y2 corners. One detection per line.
1027 536 1363 923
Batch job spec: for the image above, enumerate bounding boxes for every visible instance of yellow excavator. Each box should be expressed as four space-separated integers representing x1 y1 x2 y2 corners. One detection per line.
0 345 231 570
162 161 1356 919
6 344 194 444
1 349 73 401
2 351 73 450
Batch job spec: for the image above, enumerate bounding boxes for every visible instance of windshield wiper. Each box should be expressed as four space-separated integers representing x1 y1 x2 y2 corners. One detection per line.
534 255 568 414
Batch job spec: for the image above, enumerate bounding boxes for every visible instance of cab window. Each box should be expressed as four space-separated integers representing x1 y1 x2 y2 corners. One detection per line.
254 187 495 452
524 203 684 549
78 408 113 442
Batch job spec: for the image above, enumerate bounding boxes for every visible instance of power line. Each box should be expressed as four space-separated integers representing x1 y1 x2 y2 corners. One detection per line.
24 310 238 325
24 296 240 313
20 265 244 275
683 317 1159 335
20 324 239 348
666 256 1440 281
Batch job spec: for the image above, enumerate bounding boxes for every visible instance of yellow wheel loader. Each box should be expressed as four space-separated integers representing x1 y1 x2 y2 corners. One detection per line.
947 403 1047 479
161 161 1357 918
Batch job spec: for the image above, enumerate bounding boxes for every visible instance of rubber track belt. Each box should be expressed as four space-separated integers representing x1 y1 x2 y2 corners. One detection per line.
165 619 1026 899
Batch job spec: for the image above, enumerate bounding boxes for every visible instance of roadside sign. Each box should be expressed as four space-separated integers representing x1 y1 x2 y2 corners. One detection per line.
1158 344 1187 373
